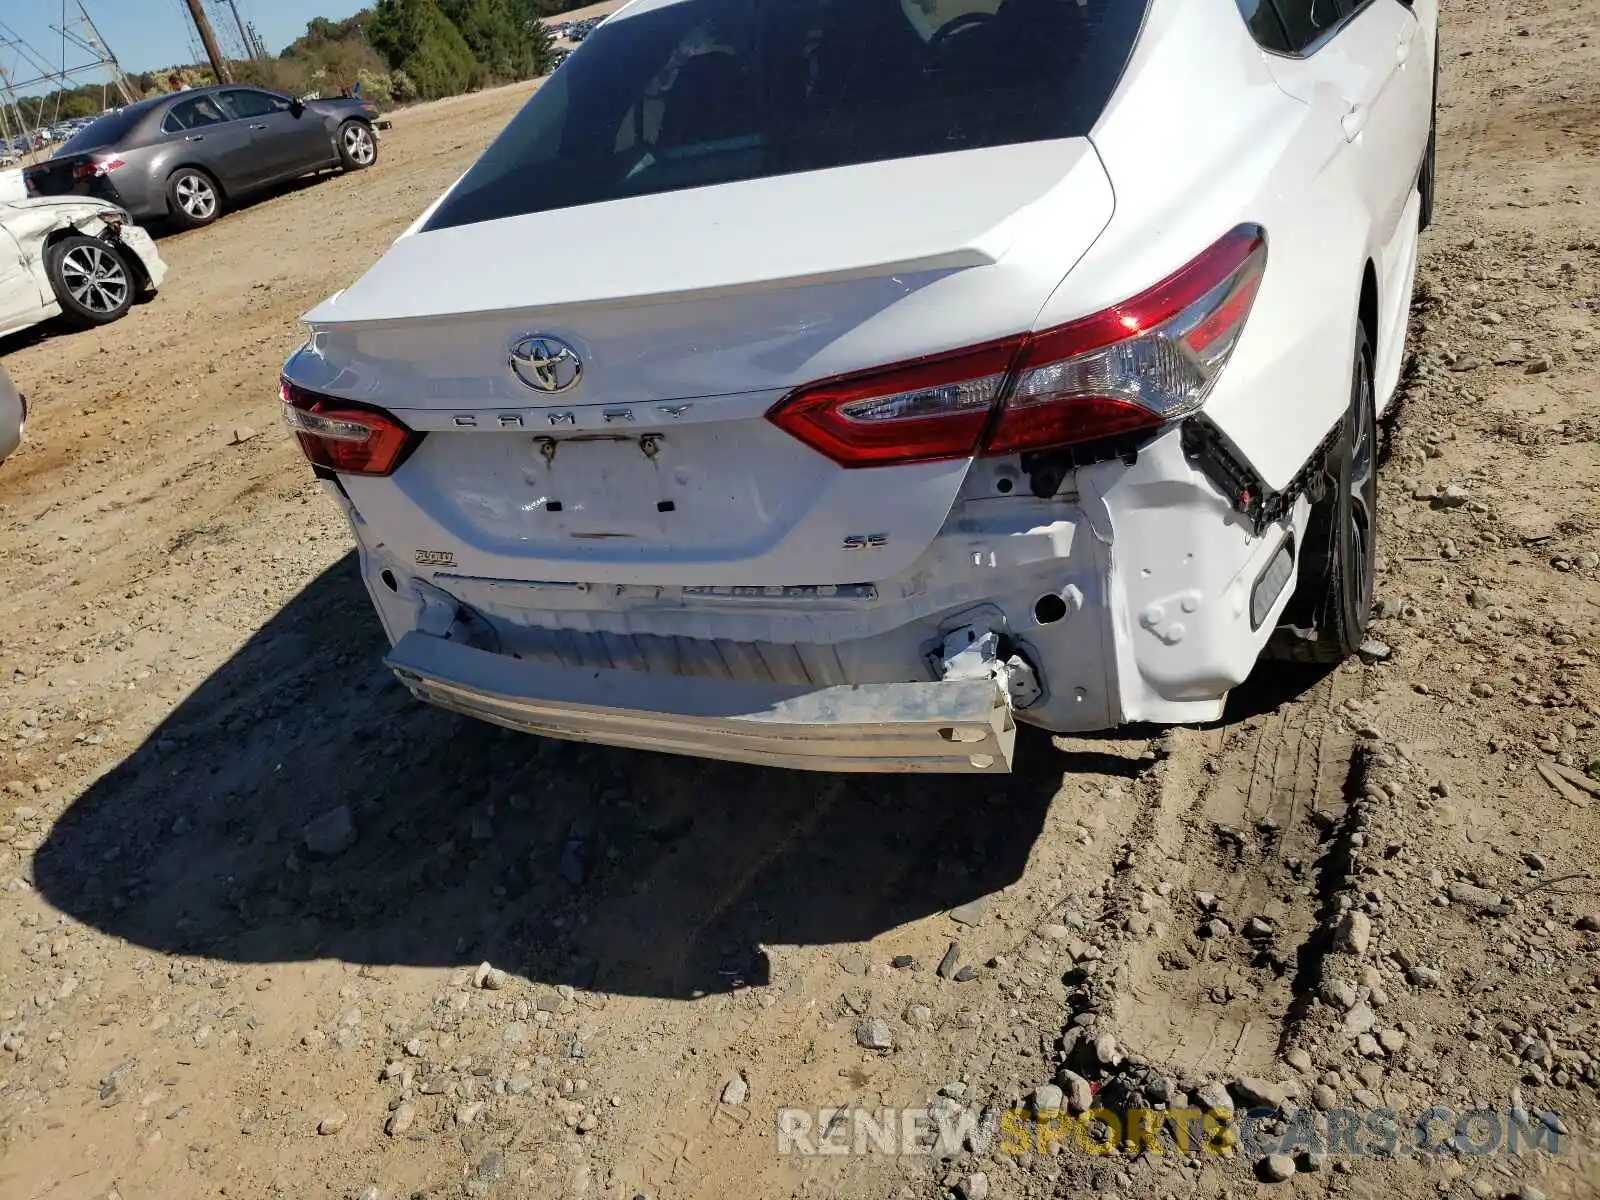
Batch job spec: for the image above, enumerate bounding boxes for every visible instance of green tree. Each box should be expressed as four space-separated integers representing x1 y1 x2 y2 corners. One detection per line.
528 20 555 75
389 68 418 101
368 0 480 98
355 67 395 103
441 0 554 82
284 11 376 57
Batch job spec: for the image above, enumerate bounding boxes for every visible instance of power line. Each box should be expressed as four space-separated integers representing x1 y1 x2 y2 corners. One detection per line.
174 0 205 66
218 0 260 62
0 2 134 156
181 0 232 83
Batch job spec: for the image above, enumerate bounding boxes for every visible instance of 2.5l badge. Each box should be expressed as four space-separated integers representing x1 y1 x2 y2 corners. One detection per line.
415 549 456 567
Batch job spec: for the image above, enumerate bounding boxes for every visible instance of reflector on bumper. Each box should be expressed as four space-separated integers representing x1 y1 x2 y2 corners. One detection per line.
384 632 1016 774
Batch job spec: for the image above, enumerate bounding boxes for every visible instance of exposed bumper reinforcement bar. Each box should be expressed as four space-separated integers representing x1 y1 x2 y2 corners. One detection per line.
384 632 1017 774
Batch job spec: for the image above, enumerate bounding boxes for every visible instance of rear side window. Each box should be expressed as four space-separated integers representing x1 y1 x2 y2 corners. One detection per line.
55 108 145 155
1265 0 1346 52
425 0 1151 230
163 96 231 133
1235 0 1291 53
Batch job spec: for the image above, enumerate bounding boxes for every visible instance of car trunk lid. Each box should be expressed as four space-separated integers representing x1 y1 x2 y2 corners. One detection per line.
21 154 93 199
301 140 1116 587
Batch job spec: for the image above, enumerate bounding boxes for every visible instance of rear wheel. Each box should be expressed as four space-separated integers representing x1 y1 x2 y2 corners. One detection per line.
1268 325 1377 664
338 120 377 170
45 234 134 327
166 167 221 229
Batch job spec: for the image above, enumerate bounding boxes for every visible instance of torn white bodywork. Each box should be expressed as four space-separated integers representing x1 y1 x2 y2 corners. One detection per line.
0 197 166 339
322 418 1301 767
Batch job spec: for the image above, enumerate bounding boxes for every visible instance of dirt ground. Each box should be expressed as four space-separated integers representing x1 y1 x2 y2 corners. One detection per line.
3 1 1600 1196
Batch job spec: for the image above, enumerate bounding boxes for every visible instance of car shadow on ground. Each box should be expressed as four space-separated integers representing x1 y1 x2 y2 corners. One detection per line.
1221 655 1338 725
145 169 356 240
0 314 119 357
33 551 1129 1001
0 273 162 356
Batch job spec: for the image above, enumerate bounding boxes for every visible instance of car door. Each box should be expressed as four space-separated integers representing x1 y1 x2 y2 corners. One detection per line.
0 215 48 335
218 89 332 183
162 93 259 191
1259 0 1429 255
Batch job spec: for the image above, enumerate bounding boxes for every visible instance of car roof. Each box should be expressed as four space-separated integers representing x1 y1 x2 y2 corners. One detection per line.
129 82 271 113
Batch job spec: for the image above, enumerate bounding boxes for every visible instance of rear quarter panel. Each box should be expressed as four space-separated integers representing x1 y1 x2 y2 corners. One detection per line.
1074 0 1373 492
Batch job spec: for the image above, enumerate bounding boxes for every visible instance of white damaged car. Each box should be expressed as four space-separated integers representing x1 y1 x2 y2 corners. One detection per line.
0 196 166 338
283 0 1438 773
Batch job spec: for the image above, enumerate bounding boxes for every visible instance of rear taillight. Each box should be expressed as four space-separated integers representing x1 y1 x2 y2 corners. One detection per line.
71 156 125 182
768 225 1267 468
766 337 1018 468
280 379 420 477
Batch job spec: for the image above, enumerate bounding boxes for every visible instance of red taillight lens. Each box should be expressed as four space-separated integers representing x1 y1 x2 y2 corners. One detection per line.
767 337 1019 468
71 156 125 182
767 225 1267 467
986 225 1266 455
280 379 420 477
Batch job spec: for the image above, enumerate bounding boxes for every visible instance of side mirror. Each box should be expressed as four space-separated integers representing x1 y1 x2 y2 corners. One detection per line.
289 99 305 118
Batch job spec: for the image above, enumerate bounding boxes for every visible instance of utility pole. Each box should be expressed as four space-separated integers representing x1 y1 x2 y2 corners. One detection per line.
72 2 135 105
182 0 232 82
222 0 257 61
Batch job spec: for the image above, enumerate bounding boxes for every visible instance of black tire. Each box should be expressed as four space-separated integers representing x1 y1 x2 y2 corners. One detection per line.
1418 37 1438 230
166 167 222 229
1268 325 1378 664
337 120 378 171
44 234 135 328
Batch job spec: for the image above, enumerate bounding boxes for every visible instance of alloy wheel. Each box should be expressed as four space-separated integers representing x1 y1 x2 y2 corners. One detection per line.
176 175 217 219
59 243 129 315
344 125 376 165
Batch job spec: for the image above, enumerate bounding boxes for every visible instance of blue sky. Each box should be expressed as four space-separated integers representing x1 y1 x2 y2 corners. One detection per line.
2 0 370 80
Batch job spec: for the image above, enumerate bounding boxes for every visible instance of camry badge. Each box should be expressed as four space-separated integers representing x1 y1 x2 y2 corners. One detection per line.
509 335 583 394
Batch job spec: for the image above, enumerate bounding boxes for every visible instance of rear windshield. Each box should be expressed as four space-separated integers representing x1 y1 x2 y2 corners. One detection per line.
55 108 146 156
425 0 1148 230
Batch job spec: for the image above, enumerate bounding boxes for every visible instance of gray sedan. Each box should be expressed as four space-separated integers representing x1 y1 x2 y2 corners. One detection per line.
0 361 23 466
22 85 382 229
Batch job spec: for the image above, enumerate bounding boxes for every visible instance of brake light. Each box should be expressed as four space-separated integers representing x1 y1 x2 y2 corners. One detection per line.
767 337 1019 468
985 225 1266 454
280 379 420 477
71 156 125 181
767 225 1267 467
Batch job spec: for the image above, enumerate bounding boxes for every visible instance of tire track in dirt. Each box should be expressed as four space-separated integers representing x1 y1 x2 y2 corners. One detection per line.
1112 668 1364 1084
592 741 1157 1199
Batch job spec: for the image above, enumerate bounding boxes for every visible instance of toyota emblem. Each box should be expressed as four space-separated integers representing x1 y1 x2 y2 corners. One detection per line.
509 335 583 394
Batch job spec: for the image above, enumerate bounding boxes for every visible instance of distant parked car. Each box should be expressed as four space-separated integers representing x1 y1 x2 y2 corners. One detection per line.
22 84 382 230
0 196 166 337
0 362 22 466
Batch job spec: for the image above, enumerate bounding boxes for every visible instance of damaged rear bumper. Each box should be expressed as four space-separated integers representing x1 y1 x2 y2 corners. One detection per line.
385 630 1017 774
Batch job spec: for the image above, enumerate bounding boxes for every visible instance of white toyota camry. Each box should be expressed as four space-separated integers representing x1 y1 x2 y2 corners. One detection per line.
283 0 1438 774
